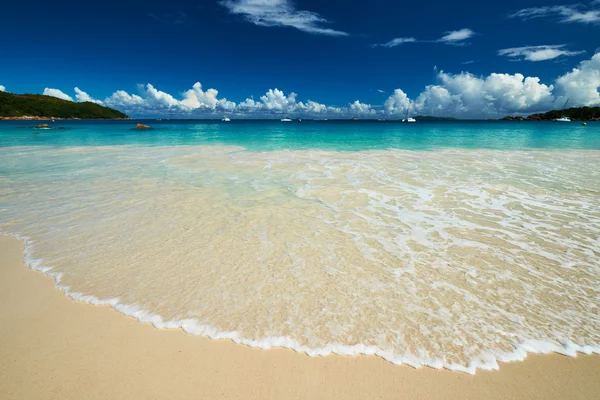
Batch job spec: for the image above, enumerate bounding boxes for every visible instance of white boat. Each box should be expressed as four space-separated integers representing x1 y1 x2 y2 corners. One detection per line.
402 105 416 122
222 116 231 122
554 99 571 122
281 117 293 122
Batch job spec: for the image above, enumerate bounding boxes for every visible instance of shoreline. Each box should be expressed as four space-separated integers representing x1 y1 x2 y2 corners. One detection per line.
0 117 132 121
10 231 599 375
1 234 599 399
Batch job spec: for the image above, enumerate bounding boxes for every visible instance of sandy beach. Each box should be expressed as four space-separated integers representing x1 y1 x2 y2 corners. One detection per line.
0 234 598 399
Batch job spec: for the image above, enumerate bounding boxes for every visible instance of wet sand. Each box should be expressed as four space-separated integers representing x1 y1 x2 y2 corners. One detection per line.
1 234 599 400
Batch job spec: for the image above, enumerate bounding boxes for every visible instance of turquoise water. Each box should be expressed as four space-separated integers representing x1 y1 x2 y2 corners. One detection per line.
1 119 599 373
1 120 599 150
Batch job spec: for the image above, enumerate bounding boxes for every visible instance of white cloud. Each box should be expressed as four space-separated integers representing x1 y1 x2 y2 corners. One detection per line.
298 100 343 114
301 100 327 113
511 3 600 24
104 90 145 107
237 90 342 116
0 85 5 92
103 82 236 115
499 45 585 62
555 52 600 106
237 97 264 111
437 28 475 44
181 82 224 110
375 28 475 48
350 100 375 115
377 89 385 93
260 88 297 110
74 87 103 104
37 53 599 119
142 83 181 108
373 37 417 48
414 85 458 114
43 88 73 101
385 70 556 118
384 89 411 115
218 98 237 111
220 0 348 36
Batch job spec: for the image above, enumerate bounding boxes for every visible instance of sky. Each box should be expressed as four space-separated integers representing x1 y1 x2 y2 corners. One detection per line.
1 0 599 118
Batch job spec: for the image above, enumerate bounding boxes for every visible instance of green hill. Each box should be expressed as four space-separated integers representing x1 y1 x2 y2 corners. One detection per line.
0 91 129 119
532 106 600 121
502 106 600 121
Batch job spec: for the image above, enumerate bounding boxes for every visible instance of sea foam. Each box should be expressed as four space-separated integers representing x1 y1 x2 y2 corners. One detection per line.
1 146 600 374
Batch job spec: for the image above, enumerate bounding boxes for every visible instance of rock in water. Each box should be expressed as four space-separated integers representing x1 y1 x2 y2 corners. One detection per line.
34 124 50 129
136 123 151 129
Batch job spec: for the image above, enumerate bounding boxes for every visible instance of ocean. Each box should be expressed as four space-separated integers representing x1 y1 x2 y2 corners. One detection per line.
1 120 599 373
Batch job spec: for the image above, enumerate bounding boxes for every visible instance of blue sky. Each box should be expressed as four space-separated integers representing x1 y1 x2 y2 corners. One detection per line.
1 0 599 118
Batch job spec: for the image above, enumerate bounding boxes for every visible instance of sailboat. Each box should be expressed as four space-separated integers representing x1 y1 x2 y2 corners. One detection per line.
402 104 416 122
554 99 571 122
222 116 231 122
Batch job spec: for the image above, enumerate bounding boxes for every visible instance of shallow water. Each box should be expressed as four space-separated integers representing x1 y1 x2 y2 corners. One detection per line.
1 121 599 373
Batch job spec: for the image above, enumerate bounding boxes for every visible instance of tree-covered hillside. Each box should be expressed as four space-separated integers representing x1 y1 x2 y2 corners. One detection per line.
0 91 128 119
502 106 600 121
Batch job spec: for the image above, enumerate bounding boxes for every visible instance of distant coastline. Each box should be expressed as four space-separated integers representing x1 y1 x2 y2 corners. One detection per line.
501 106 600 121
0 116 131 121
0 91 129 120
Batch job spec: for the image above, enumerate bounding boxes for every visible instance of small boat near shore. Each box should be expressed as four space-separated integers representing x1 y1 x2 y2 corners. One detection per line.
281 117 293 122
554 116 571 122
554 99 571 122
402 104 416 122
222 116 231 122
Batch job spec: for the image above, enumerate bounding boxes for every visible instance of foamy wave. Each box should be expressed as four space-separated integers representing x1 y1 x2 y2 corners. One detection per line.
1 146 599 375
4 231 598 375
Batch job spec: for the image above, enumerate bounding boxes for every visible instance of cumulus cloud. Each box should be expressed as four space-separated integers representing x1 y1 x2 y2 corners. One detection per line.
237 97 264 111
510 3 600 24
498 45 585 61
0 85 5 92
261 88 298 110
300 100 327 113
372 37 417 48
104 90 145 108
142 83 181 108
220 0 348 36
74 87 103 104
236 89 343 116
33 53 599 119
102 82 237 115
555 52 600 106
384 89 411 115
43 88 73 101
437 28 475 45
350 100 375 115
301 100 343 114
384 70 556 118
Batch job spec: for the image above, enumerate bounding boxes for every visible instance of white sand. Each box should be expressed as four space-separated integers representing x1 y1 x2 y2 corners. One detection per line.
1 234 599 400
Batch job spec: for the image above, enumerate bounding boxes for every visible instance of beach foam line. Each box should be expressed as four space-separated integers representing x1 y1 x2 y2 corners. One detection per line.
3 230 599 375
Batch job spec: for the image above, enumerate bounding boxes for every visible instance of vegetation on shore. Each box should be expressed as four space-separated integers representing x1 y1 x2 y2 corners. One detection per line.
501 106 600 121
0 91 128 120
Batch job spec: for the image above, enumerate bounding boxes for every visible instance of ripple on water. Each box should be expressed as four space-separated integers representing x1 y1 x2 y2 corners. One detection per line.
1 146 599 373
